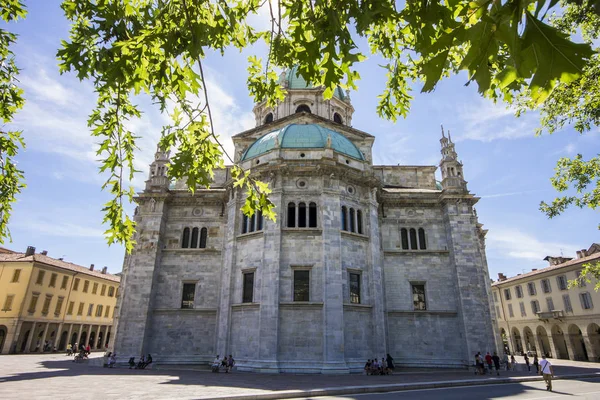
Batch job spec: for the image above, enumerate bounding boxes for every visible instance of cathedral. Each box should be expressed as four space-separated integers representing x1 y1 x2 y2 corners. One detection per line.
113 67 499 373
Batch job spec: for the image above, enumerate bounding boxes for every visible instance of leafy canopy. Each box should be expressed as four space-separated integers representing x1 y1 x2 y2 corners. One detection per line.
0 0 598 256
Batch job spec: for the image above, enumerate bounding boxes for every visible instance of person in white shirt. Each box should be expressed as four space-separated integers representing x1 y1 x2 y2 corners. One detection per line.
539 355 554 391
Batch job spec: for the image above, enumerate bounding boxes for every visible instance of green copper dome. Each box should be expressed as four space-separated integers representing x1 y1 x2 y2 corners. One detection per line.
284 66 346 100
242 124 364 161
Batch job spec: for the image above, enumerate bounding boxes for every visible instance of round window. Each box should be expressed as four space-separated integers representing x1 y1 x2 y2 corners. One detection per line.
297 179 307 189
300 153 306 158
347 186 355 194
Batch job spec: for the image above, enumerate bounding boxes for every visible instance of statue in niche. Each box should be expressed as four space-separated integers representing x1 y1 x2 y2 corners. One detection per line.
149 198 156 212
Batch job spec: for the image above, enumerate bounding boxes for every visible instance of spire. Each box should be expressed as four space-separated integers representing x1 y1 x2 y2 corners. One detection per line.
441 124 445 138
448 130 452 143
439 126 466 192
146 143 170 191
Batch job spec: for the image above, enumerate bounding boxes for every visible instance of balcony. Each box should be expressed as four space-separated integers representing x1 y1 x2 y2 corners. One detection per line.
537 310 564 321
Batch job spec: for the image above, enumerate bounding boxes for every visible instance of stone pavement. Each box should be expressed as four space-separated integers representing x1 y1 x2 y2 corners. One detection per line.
0 354 598 400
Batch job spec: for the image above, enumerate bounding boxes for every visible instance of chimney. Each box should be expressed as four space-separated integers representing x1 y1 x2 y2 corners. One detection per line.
41 250 48 256
25 246 36 256
576 249 587 259
101 266 107 274
497 273 507 282
532 269 537 271
89 264 95 271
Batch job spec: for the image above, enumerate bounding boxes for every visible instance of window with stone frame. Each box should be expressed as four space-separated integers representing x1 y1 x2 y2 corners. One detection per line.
293 270 310 301
28 293 39 313
575 270 586 287
531 300 540 314
2 295 14 311
83 280 90 293
504 288 512 300
580 292 593 309
92 282 98 294
11 269 21 282
411 283 427 310
181 282 196 309
557 275 568 291
95 304 103 317
36 270 45 285
515 285 523 298
546 297 555 311
349 272 361 304
42 295 52 315
241 210 264 234
418 228 427 249
73 278 80 291
49 273 57 288
287 202 318 228
508 303 514 318
54 297 64 316
401 227 427 250
108 286 115 297
101 284 106 296
341 205 364 233
87 303 94 316
527 282 537 296
519 301 526 317
242 272 254 303
104 305 110 318
61 275 69 290
77 302 84 316
563 294 573 313
541 279 551 293
400 228 409 249
409 228 418 250
67 301 75 315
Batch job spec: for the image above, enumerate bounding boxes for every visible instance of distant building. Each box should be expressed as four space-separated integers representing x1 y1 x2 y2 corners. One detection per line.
492 243 600 362
0 246 120 354
113 66 498 373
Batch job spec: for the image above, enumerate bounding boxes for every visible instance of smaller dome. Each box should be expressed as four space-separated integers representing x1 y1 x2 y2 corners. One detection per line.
282 66 346 100
242 124 363 161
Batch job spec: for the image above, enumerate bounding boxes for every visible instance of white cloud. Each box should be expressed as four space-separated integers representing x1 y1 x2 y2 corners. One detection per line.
454 99 539 142
486 227 579 262
480 190 543 199
13 219 105 239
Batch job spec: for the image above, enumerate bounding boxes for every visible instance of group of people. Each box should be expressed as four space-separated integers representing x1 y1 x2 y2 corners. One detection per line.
128 354 153 369
105 352 117 368
475 351 555 391
212 355 235 373
364 354 395 375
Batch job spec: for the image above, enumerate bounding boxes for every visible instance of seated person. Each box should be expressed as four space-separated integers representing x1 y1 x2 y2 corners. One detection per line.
364 359 372 375
128 357 136 369
141 354 152 369
108 353 116 368
136 355 146 369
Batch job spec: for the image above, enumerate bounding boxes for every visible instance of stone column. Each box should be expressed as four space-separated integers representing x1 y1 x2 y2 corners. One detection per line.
39 322 50 352
85 324 93 347
534 334 545 357
441 195 496 365
24 322 37 353
366 187 386 357
66 324 74 348
256 188 283 372
113 194 168 361
55 322 64 350
96 326 105 349
75 324 83 349
583 335 598 362
564 333 576 360
5 320 23 354
320 179 348 373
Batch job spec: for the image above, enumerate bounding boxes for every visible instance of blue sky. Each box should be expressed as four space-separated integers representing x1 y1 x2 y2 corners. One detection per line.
4 2 598 280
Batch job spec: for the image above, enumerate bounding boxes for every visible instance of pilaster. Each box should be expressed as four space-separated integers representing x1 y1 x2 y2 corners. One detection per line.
24 322 36 353
367 187 386 357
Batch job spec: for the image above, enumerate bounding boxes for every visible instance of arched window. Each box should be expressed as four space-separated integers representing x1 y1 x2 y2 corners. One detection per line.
295 104 312 113
308 202 317 228
241 214 248 234
199 227 208 248
264 113 273 123
401 228 409 249
182 228 190 248
256 210 263 231
349 208 356 233
341 206 348 231
357 210 363 234
298 202 307 228
287 202 296 228
418 228 426 250
190 227 199 248
333 113 343 124
409 228 418 250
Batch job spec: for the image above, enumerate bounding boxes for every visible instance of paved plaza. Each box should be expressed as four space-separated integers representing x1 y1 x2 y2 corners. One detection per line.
0 354 598 399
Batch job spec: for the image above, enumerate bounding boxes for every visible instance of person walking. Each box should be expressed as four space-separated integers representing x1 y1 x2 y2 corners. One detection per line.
533 354 539 373
524 353 530 372
510 355 517 371
485 352 493 374
386 353 395 373
492 352 501 376
539 355 554 391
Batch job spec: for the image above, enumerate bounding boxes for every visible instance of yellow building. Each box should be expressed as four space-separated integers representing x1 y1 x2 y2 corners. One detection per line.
0 246 120 354
492 243 600 363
